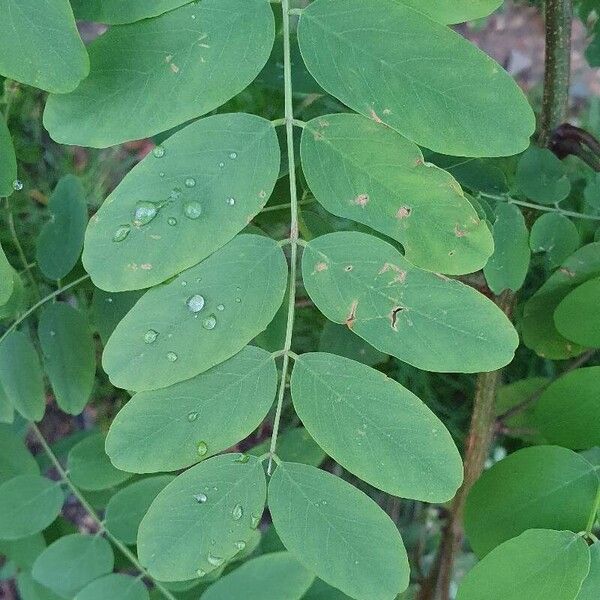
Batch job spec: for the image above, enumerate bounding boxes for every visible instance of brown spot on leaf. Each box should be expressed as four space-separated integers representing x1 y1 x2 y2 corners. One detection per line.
390 306 404 331
170 63 180 74
560 268 576 277
345 300 358 329
140 263 153 270
396 206 411 219
344 265 353 272
354 194 369 206
259 190 267 199
454 225 466 238
369 108 383 123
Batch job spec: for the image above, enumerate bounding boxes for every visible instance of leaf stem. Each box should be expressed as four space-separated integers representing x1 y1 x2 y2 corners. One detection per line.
267 0 301 476
586 485 600 534
0 274 90 345
29 424 177 600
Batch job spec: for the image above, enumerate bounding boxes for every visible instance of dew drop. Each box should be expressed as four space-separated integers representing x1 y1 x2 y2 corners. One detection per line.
49 330 56 337
144 329 158 344
216 304 225 311
185 177 196 188
187 294 205 313
12 179 23 191
153 145 165 158
218 162 225 168
197 441 208 456
234 297 241 303
133 201 158 226
207 553 224 568
226 197 235 206
202 315 217 330
193 492 207 503
234 454 249 464
234 541 246 551
112 225 131 242
229 152 237 160
159 171 165 178
250 513 261 529
166 351 178 362
106 297 113 303
181 280 187 286
169 187 183 200
167 217 177 226
188 411 199 422
232 504 243 521
183 200 203 219
196 568 206 577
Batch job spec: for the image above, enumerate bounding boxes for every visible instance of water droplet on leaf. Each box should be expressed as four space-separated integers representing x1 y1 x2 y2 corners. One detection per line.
234 454 249 464
229 152 237 159
113 225 131 242
188 411 199 422
169 187 183 200
207 553 224 567
216 304 225 311
234 541 246 551
153 146 165 158
167 351 178 362
250 513 261 529
187 294 205 313
133 201 158 226
196 568 206 577
226 197 235 206
232 504 243 520
183 200 203 219
197 441 208 456
167 217 177 226
12 179 23 191
193 492 207 503
202 315 217 330
144 329 158 344
185 177 196 188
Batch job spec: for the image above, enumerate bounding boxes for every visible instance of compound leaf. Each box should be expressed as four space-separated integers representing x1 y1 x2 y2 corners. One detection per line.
301 114 492 275
464 446 599 557
137 453 267 581
554 278 600 348
290 352 463 502
82 114 280 292
268 462 409 600
36 175 88 280
32 534 114 598
106 346 277 472
302 231 518 373
102 234 287 391
0 0 88 93
74 574 149 600
38 303 96 415
44 1 275 147
297 0 534 157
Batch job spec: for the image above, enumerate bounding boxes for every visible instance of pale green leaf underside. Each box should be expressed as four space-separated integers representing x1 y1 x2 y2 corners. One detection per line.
523 243 600 359
483 203 530 295
302 232 518 373
0 118 17 198
269 462 409 600
38 303 96 415
44 0 275 147
0 0 88 93
291 352 463 502
297 0 534 157
301 114 493 275
82 114 280 292
0 331 45 421
105 346 277 472
0 475 64 540
70 0 192 24
399 0 502 24
0 425 39 485
138 454 266 581
104 476 175 544
36 175 88 281
464 446 599 557
202 552 315 600
32 534 114 598
533 367 600 449
554 278 600 348
456 530 590 600
67 433 132 491
74 574 149 600
102 234 287 391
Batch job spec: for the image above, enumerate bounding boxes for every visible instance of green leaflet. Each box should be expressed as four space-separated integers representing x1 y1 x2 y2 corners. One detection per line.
82 114 280 292
554 278 600 348
105 346 277 472
70 0 193 24
523 243 600 359
0 0 88 93
202 552 315 600
301 114 493 275
457 530 590 600
399 0 502 24
302 232 518 373
297 0 534 157
17 572 63 600
532 367 600 449
67 433 132 491
302 579 354 600
578 543 600 600
516 147 571 205
0 385 13 424
319 321 387 367
290 352 463 502
269 462 409 600
102 234 287 391
249 427 327 467
74 574 149 600
0 272 25 321
0 118 17 198
530 212 580 269
44 1 275 147
464 446 599 557
0 534 46 570
32 534 114 598
38 303 96 415
137 454 267 581
483 203 530 294
36 175 88 281
0 425 39 484
104 476 175 544
0 242 15 306
0 475 64 540
91 288 144 346
0 330 45 421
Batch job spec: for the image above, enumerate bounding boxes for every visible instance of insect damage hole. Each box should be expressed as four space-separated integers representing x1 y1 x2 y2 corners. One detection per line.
390 306 404 331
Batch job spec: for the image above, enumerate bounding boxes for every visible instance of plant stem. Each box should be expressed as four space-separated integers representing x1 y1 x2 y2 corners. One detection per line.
267 0 301 476
586 485 600 534
30 424 177 600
